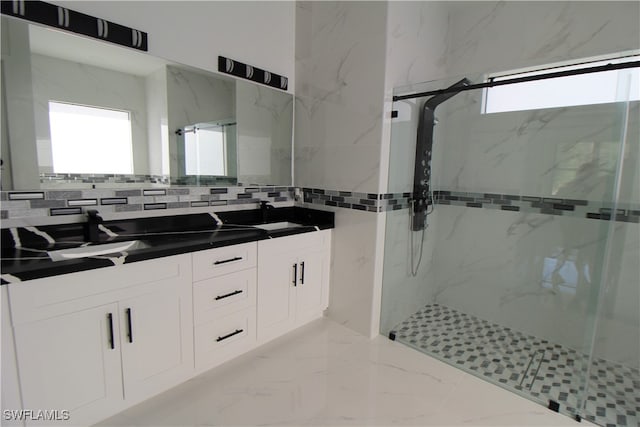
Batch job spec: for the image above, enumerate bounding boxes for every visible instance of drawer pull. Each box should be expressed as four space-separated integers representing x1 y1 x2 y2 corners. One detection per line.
300 261 305 285
214 256 243 265
214 289 243 301
216 329 243 342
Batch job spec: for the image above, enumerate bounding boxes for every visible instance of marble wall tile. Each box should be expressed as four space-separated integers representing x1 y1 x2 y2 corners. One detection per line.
166 64 235 182
379 208 439 336
294 1 387 195
445 1 640 77
381 1 640 351
236 81 293 186
324 207 380 337
427 204 638 366
294 2 389 337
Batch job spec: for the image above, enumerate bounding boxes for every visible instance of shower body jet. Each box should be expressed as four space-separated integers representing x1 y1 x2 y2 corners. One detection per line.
411 78 471 231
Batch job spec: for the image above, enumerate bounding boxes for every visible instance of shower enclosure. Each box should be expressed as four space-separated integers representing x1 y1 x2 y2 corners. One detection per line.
380 55 639 426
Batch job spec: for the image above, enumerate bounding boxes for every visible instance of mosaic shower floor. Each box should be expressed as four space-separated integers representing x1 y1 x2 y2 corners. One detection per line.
390 303 639 427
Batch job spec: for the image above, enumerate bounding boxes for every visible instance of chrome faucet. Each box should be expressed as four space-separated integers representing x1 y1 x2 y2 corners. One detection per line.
85 209 103 243
260 201 274 223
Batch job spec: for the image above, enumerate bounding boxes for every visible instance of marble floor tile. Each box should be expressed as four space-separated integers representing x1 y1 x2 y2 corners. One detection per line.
98 318 586 426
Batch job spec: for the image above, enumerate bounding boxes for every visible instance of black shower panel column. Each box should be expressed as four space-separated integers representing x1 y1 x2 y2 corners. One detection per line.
411 78 471 231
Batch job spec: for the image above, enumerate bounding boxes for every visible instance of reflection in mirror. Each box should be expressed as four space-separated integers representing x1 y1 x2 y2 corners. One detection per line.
176 120 237 186
0 15 293 191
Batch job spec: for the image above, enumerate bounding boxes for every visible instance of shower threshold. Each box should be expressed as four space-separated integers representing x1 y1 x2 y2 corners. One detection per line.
390 303 639 427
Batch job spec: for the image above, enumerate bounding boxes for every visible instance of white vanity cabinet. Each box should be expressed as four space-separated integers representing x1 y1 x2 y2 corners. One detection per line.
6 254 194 426
191 242 258 372
257 230 331 344
2 228 332 425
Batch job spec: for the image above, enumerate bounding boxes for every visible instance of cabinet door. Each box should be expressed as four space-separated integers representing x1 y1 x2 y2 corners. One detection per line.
13 303 123 426
119 279 193 403
295 248 327 324
257 239 297 343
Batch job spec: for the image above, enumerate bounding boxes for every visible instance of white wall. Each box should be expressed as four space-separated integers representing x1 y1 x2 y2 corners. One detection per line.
47 1 296 93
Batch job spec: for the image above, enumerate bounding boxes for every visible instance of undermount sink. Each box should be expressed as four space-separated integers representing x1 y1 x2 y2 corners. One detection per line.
253 221 304 231
48 240 149 262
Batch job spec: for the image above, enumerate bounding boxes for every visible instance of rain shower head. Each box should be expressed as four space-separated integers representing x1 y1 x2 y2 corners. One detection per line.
424 78 472 111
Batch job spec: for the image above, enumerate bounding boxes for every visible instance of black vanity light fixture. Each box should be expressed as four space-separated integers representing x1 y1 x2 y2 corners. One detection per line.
1 0 148 51
218 56 288 91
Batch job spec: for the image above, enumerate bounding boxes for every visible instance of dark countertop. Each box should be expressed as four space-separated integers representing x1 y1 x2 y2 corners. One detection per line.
1 207 334 284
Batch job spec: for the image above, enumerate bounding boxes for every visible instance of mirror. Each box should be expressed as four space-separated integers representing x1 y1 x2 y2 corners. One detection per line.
0 15 293 190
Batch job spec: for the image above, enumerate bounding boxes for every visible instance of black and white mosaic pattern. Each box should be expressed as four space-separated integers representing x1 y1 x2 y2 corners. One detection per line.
1 186 294 220
434 190 640 224
3 186 640 223
302 188 411 212
391 304 639 427
301 187 640 223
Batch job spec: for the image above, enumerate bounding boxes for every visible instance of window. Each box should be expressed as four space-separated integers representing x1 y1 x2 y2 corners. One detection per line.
184 125 226 176
483 55 640 114
48 101 134 174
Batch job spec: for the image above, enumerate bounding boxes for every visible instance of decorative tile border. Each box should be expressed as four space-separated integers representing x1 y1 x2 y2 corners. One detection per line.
301 187 640 223
2 185 638 224
434 190 640 224
1 186 295 221
302 188 411 213
39 173 239 187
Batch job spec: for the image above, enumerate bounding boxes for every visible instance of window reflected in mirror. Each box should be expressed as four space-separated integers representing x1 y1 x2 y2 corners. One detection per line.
47 101 134 174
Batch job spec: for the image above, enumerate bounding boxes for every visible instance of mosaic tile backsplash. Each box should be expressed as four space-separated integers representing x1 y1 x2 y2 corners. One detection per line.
2 186 639 224
1 186 294 221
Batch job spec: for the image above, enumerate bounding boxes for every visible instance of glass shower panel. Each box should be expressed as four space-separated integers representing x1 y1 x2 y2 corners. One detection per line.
381 71 633 425
580 87 639 426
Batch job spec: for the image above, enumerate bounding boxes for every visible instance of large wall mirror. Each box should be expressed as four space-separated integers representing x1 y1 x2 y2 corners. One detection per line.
0 15 293 191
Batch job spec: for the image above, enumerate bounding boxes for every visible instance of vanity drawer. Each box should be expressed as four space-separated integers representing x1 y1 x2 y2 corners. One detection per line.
192 242 257 281
194 307 256 370
193 268 256 325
